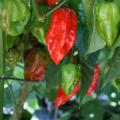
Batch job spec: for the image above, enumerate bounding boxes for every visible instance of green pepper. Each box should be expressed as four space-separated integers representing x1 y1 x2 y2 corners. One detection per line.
95 0 120 47
2 0 30 36
61 64 81 95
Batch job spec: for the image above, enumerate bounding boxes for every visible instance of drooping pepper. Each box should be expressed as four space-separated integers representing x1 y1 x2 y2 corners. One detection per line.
2 0 30 36
86 64 100 96
95 1 120 47
55 64 81 107
46 0 61 6
24 45 51 80
46 8 77 64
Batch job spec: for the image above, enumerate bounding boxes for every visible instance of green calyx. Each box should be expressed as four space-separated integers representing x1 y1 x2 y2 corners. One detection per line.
61 64 81 95
2 0 30 36
95 1 120 47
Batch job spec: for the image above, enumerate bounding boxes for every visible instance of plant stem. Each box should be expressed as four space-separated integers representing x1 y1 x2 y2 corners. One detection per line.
45 0 70 17
0 16 4 120
54 107 59 120
12 83 32 120
31 0 70 22
31 0 45 21
1 76 43 82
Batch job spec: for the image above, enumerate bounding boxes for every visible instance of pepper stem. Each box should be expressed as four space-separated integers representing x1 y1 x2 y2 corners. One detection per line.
45 0 70 17
31 0 70 22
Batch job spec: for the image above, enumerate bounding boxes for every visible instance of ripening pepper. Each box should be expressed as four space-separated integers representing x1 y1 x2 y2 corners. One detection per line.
24 45 51 80
2 0 30 36
46 0 61 6
55 64 81 107
46 8 77 64
95 1 120 47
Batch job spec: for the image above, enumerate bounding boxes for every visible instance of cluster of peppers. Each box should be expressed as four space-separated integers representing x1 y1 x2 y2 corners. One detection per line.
2 0 120 107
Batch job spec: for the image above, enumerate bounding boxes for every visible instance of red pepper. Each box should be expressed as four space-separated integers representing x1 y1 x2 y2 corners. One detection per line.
55 80 80 108
86 64 100 96
46 0 60 6
46 8 77 64
37 0 42 5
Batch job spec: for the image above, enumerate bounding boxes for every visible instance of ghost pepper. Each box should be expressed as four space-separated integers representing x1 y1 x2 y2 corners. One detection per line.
24 45 50 80
46 8 77 64
95 1 120 47
55 64 81 107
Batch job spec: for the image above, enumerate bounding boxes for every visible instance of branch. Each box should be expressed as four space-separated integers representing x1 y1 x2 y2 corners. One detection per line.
31 0 70 22
1 76 43 82
12 83 32 120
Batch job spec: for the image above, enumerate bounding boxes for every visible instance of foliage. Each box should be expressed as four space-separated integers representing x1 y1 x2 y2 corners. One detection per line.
0 0 120 120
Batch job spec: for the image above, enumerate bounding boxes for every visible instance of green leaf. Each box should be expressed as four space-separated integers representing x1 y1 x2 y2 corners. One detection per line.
83 2 106 54
101 47 120 89
25 94 39 113
106 47 120 80
69 0 81 12
112 78 120 92
108 35 120 59
87 27 106 54
45 63 61 101
78 57 94 101
33 81 47 98
2 0 30 36
5 35 17 49
58 112 71 120
4 87 13 106
108 115 120 120
75 24 89 55
13 63 24 79
82 0 95 26
81 100 105 120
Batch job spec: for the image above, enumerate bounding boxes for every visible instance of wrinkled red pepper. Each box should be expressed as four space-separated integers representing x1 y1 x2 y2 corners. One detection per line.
55 80 80 108
86 64 100 96
46 8 77 64
24 45 50 80
46 0 60 6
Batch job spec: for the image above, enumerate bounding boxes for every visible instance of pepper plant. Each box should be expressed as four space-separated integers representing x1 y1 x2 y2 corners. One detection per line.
0 0 120 120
